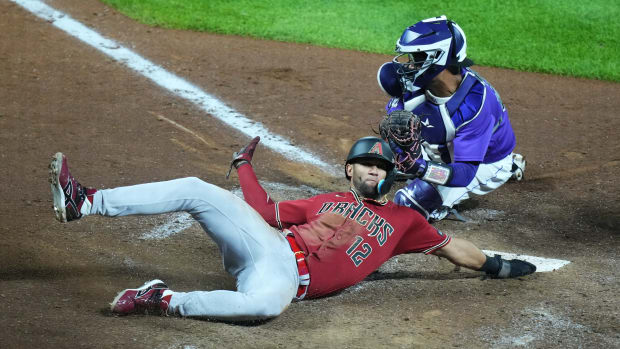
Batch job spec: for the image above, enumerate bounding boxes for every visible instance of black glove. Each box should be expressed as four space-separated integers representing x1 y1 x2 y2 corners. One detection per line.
482 254 537 279
226 136 260 179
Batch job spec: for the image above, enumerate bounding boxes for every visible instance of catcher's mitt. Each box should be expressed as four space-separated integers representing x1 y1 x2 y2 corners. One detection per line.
379 110 423 173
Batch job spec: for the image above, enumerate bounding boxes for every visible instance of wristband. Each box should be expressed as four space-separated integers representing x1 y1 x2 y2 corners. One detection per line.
234 160 250 169
421 161 453 185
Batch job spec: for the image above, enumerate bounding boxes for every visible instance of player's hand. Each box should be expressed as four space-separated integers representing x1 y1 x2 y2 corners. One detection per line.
410 158 427 177
488 255 537 278
226 136 261 179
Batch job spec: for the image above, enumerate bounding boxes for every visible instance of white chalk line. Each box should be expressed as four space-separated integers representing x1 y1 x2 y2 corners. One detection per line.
11 0 340 177
14 0 570 271
139 212 195 240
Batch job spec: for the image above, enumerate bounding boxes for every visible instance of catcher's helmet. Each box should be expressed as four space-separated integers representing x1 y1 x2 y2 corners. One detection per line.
345 137 396 196
384 15 472 94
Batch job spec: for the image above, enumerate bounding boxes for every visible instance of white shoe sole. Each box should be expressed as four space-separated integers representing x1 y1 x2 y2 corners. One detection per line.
49 152 67 223
109 279 167 311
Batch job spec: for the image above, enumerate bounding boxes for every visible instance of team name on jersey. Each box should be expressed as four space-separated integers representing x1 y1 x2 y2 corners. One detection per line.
317 201 394 267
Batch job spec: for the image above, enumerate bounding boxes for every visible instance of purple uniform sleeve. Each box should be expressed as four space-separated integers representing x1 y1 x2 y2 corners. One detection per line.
446 161 478 187
453 110 495 162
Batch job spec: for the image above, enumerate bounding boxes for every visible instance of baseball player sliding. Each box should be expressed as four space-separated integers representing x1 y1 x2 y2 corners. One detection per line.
49 136 535 321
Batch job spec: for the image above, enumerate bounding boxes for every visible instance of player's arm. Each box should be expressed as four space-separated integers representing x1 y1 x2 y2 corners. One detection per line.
237 164 313 229
236 163 278 224
432 237 485 269
433 238 537 278
408 109 495 186
404 159 479 187
428 107 496 186
380 109 480 187
225 137 276 223
230 136 311 228
395 213 536 278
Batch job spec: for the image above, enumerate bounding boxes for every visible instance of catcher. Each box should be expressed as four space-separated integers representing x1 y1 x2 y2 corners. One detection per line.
377 15 526 221
49 136 535 320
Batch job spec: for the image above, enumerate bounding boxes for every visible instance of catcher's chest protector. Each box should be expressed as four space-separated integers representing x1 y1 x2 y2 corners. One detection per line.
401 70 486 163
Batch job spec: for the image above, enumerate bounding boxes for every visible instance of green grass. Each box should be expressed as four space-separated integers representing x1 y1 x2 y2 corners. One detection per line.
101 0 620 81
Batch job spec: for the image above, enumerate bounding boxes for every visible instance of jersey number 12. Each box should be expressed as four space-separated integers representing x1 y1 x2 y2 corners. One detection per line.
346 236 372 267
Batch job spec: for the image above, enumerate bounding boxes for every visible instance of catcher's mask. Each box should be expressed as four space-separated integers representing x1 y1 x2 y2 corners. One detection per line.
385 15 473 94
345 137 396 196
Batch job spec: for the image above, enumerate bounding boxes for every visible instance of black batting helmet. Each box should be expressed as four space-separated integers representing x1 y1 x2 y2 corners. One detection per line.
345 136 395 180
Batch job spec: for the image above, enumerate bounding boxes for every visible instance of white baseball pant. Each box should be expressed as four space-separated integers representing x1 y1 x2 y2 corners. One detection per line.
90 177 299 320
437 152 515 207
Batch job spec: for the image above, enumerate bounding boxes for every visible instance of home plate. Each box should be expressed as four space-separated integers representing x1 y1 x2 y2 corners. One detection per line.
482 250 571 272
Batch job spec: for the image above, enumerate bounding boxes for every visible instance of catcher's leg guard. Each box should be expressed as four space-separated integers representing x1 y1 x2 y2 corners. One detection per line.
394 179 443 221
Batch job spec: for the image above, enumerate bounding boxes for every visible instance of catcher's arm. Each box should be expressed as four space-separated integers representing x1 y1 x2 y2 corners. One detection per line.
379 110 478 186
379 110 446 182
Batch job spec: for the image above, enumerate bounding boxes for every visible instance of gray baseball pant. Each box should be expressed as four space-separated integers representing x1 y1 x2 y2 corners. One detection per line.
90 177 300 320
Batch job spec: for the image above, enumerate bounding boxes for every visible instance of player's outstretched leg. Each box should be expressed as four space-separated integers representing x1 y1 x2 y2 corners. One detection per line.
110 279 173 315
49 152 97 223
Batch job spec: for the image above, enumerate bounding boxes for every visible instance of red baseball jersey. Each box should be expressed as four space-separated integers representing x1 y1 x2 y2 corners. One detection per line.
238 165 451 298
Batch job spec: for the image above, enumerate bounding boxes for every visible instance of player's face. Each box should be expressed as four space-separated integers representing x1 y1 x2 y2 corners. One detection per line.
348 160 388 199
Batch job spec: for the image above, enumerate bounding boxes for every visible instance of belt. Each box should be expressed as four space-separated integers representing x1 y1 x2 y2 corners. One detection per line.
285 233 310 301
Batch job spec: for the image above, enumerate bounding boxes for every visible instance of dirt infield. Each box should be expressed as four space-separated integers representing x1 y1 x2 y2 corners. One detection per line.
1 1 618 348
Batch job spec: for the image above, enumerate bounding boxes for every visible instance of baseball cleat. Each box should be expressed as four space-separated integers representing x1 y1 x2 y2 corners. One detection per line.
110 279 172 315
510 154 526 181
49 152 96 222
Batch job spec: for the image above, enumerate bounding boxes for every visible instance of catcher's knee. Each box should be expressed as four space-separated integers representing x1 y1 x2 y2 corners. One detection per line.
394 179 443 220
